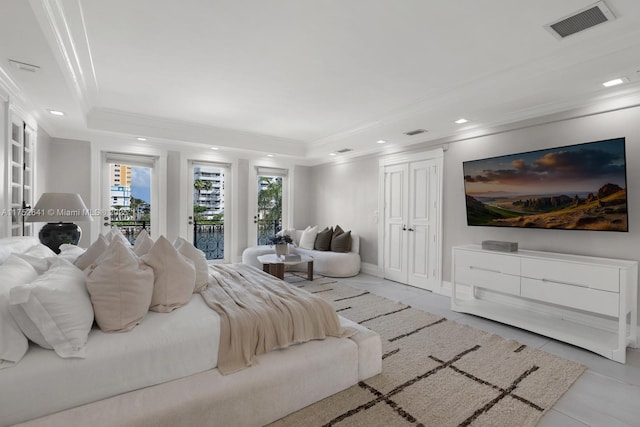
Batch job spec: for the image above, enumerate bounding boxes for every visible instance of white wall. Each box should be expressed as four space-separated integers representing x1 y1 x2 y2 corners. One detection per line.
36 128 52 197
309 157 379 265
291 165 312 230
47 138 92 246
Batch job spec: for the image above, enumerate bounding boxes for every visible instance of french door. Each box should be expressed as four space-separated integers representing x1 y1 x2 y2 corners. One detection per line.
252 167 288 246
187 161 229 261
382 156 441 290
101 153 156 244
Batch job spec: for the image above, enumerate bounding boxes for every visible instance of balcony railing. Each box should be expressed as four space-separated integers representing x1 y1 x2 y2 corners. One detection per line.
111 220 149 245
111 219 281 261
193 221 224 260
257 220 281 245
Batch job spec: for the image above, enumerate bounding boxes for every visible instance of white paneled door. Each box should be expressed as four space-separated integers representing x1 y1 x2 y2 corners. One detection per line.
383 158 440 290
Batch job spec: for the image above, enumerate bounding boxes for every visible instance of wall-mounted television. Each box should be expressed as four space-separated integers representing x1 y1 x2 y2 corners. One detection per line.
463 137 628 232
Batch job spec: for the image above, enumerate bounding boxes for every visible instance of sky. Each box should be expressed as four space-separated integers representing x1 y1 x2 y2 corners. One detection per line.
130 166 151 203
463 138 627 196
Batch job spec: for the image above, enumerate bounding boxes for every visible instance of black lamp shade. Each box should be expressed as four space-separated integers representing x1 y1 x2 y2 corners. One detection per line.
39 222 82 254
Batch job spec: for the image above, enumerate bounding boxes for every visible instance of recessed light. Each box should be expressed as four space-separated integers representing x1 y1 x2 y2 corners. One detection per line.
377 140 386 144
455 118 469 124
329 152 337 156
136 137 147 141
210 147 219 150
602 77 628 87
267 154 274 157
48 110 65 116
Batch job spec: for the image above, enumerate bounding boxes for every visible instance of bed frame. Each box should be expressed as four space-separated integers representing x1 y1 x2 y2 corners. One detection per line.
15 317 381 427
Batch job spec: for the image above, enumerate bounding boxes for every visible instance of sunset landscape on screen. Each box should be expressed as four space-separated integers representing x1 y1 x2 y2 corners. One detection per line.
463 138 628 231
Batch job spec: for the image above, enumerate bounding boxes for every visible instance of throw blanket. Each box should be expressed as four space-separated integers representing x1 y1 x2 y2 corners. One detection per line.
200 263 356 375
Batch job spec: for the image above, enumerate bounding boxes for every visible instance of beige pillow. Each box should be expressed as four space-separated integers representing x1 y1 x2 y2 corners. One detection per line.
74 235 109 270
133 229 154 256
85 240 154 332
141 236 196 312
174 237 209 292
105 227 131 246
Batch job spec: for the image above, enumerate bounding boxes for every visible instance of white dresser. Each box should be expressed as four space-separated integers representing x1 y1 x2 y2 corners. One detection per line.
451 245 638 363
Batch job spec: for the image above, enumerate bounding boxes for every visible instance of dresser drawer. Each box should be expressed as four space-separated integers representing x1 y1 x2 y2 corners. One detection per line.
521 258 619 293
521 277 619 317
454 249 520 295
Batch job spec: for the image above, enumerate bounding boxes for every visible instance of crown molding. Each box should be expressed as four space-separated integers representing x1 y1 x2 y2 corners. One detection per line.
86 108 308 157
29 0 98 113
0 65 22 101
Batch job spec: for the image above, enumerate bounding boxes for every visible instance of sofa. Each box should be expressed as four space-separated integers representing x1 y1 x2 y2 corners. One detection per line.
242 226 361 278
1 235 381 426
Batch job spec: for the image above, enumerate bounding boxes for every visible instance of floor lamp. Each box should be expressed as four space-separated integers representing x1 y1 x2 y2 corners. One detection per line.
25 193 93 254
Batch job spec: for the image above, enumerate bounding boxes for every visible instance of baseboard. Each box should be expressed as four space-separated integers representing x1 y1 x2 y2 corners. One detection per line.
435 280 452 297
360 262 382 277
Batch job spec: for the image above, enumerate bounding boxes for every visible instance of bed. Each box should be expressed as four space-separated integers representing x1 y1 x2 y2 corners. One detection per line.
0 236 381 427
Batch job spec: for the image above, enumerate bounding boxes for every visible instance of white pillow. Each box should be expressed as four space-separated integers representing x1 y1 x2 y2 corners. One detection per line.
141 236 196 312
74 234 109 270
133 230 154 256
0 255 39 369
105 227 131 246
58 244 86 263
21 243 57 258
85 240 154 332
174 237 209 292
13 254 56 275
12 244 59 274
298 225 318 250
8 258 94 358
0 237 40 263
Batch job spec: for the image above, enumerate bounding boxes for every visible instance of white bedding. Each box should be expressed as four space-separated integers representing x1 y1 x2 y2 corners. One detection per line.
0 294 220 427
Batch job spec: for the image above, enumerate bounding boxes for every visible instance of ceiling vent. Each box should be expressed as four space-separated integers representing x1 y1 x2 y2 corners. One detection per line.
9 59 40 73
545 1 615 39
404 129 427 136
336 148 352 153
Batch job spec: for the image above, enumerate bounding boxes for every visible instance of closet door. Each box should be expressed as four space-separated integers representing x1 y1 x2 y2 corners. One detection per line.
383 163 408 283
383 157 440 291
406 159 438 289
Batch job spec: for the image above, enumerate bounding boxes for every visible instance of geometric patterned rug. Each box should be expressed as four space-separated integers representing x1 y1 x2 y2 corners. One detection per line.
270 273 586 427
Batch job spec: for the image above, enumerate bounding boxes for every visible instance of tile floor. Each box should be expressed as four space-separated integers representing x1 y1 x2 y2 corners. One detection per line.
339 273 640 427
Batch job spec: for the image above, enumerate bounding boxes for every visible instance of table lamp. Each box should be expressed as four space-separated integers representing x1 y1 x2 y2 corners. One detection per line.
25 193 93 254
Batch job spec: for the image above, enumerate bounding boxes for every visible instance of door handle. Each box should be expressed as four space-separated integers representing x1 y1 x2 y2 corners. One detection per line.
408 228 415 231
402 225 407 231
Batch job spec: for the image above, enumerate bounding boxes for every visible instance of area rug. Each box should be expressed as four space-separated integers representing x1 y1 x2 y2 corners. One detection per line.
271 273 586 427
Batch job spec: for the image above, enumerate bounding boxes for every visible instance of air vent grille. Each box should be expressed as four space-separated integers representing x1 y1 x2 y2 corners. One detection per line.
404 129 427 136
546 1 615 39
9 59 40 72
336 148 352 153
